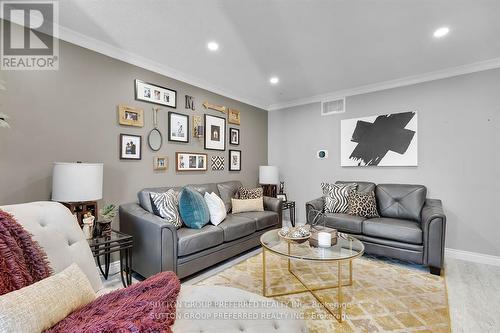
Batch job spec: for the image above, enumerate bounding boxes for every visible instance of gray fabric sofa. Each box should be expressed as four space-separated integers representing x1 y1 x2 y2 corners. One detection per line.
306 181 446 275
120 181 282 279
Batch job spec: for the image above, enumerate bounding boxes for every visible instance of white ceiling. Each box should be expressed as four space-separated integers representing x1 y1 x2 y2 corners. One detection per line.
57 0 500 110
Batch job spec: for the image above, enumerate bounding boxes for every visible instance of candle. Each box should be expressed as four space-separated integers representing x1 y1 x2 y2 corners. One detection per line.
317 232 331 247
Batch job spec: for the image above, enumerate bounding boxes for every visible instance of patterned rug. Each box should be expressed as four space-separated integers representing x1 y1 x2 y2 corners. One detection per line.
195 251 451 333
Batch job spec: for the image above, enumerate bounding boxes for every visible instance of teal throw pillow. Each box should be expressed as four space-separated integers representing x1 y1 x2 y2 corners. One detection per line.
178 187 210 229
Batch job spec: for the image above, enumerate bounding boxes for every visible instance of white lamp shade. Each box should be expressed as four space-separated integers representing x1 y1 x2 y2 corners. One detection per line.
52 162 103 202
259 166 279 185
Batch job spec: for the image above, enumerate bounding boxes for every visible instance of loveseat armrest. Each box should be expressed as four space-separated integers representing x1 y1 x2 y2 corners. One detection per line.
263 196 283 228
421 199 446 274
305 197 324 224
119 203 178 278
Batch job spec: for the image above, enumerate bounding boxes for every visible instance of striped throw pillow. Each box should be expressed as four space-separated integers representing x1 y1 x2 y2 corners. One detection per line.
321 183 357 213
150 189 183 228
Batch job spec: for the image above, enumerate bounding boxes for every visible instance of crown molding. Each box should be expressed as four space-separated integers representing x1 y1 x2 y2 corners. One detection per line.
56 25 269 110
446 247 500 267
268 57 500 111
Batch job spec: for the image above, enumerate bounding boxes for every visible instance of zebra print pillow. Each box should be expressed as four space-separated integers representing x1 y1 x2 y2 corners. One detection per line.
150 189 183 229
321 183 357 213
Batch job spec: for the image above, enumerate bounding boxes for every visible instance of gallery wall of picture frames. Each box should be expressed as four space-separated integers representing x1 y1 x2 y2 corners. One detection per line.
118 79 243 172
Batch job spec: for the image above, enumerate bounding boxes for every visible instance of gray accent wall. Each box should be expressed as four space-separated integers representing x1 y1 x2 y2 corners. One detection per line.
269 69 500 257
0 40 268 222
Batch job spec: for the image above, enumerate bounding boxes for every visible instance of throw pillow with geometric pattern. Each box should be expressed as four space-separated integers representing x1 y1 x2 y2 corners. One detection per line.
238 186 263 199
321 182 357 213
346 190 380 218
150 189 183 229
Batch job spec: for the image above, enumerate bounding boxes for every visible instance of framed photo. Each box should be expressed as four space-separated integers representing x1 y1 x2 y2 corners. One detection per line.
168 112 189 143
153 156 168 170
135 79 177 108
276 194 288 202
176 152 208 171
229 128 240 145
204 114 226 151
229 150 241 171
228 108 241 125
120 134 142 160
192 115 204 138
118 105 144 127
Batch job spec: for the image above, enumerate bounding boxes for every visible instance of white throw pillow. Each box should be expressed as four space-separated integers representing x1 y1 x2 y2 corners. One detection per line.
231 197 264 214
0 264 96 333
204 192 227 226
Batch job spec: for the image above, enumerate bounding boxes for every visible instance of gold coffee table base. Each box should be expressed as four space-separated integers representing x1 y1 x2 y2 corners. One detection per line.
262 244 354 323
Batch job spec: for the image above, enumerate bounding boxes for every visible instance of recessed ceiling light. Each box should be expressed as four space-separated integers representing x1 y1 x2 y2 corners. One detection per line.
207 41 219 51
433 27 450 38
269 77 279 85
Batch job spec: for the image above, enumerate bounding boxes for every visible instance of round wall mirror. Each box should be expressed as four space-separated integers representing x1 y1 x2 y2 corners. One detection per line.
148 128 162 151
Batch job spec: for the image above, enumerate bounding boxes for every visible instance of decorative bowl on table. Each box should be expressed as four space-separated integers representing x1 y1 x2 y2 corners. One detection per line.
278 225 311 244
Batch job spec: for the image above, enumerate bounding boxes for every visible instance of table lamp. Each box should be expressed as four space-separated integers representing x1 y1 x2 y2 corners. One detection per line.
259 166 279 197
52 162 103 226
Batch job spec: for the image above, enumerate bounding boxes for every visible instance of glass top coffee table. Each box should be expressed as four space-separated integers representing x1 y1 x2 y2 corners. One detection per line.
260 228 364 323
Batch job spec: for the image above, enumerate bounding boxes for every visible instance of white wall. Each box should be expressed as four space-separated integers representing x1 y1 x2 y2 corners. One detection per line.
269 69 500 257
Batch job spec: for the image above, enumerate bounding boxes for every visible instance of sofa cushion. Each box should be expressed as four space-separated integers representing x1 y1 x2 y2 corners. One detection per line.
233 211 279 230
376 184 427 221
187 183 220 197
179 187 210 229
231 198 264 214
321 182 357 213
177 225 224 256
346 190 380 218
363 217 423 245
336 181 375 194
138 186 181 213
150 189 182 228
238 186 263 199
217 215 256 242
217 181 243 213
323 213 366 234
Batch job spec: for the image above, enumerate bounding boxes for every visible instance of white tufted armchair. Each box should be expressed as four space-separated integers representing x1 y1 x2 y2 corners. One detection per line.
1 201 308 333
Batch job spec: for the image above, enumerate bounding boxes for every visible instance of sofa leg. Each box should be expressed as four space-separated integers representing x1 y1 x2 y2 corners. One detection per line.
429 266 441 276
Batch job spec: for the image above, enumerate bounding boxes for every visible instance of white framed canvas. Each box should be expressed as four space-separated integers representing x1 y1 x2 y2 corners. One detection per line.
229 150 241 171
204 114 226 151
341 111 417 166
168 112 189 143
135 79 176 108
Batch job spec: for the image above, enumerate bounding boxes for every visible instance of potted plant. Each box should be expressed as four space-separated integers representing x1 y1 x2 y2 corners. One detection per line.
96 204 117 237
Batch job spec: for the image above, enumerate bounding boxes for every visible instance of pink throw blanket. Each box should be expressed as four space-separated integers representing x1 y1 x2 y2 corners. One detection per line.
0 209 52 295
45 271 181 333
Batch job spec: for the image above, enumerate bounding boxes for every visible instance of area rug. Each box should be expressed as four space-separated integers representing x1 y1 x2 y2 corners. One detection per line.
195 252 451 333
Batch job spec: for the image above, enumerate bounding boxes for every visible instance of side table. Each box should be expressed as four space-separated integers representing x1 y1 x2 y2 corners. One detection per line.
87 230 133 288
282 201 296 227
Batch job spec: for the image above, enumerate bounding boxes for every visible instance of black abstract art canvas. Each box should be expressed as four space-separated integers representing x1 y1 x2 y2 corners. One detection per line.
341 111 417 166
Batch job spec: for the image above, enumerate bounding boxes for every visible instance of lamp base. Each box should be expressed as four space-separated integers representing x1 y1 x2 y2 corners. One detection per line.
261 184 277 197
59 201 98 228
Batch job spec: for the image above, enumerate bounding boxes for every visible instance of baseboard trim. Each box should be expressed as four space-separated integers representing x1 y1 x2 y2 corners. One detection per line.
445 248 500 267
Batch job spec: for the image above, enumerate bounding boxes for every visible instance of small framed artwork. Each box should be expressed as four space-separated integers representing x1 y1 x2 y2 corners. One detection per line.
176 152 208 171
120 134 142 160
276 193 288 202
135 79 177 108
118 105 144 127
192 115 204 138
153 156 168 171
229 150 241 171
204 114 226 151
228 108 241 125
168 112 189 143
211 155 224 171
229 128 240 145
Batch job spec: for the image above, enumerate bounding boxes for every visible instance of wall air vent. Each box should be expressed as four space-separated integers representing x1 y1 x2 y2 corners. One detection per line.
321 97 345 116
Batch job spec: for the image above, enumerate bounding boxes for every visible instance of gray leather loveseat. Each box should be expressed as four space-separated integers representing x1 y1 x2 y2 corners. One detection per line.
306 181 446 275
120 181 282 279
